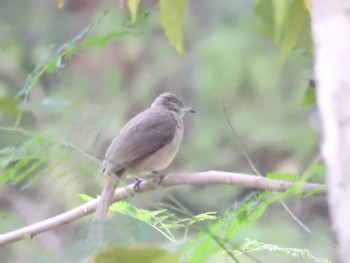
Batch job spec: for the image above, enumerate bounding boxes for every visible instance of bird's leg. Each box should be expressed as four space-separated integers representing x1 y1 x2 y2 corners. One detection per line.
152 171 167 185
133 172 166 191
133 177 143 192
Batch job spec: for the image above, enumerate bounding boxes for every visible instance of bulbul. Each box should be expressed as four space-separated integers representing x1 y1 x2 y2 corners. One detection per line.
94 92 194 220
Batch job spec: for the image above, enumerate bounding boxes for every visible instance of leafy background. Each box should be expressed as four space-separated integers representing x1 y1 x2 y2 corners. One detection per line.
0 0 333 262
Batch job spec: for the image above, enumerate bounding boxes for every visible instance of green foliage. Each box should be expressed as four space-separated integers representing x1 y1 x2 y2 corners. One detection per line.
80 195 217 242
81 182 326 262
93 246 181 263
267 170 326 197
0 131 98 188
81 10 150 50
302 80 317 106
277 0 310 63
301 162 327 197
0 96 21 115
18 11 148 99
19 22 94 97
0 1 330 262
184 184 326 262
127 0 142 24
185 191 277 262
82 31 134 49
57 0 64 9
255 0 311 64
234 239 330 263
0 136 49 184
303 162 325 182
266 171 301 182
13 11 149 128
159 0 188 54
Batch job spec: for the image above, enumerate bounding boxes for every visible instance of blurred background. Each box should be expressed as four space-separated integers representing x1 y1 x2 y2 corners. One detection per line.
0 0 332 262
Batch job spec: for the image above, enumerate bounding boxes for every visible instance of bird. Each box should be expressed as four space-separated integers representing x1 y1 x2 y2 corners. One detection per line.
94 92 195 221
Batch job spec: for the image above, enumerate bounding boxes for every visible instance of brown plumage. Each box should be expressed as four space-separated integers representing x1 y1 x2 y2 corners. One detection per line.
94 92 194 221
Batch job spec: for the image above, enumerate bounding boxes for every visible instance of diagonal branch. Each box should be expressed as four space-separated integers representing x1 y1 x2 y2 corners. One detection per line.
0 170 325 245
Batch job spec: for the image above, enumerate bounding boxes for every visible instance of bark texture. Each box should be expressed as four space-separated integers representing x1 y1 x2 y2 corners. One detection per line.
311 1 350 261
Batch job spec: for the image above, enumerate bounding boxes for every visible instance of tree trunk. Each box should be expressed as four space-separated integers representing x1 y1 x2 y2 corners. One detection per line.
311 1 350 262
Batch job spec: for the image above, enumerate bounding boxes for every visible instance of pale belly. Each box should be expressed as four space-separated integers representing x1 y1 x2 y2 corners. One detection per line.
130 128 183 174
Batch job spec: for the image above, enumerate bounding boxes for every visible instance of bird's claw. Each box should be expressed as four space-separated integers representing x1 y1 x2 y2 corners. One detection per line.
133 177 143 192
153 172 166 185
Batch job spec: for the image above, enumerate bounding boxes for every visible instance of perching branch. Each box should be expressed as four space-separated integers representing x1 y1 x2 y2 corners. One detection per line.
0 170 325 245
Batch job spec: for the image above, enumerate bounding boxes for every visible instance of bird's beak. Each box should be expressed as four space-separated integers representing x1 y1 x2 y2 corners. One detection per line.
185 107 196 113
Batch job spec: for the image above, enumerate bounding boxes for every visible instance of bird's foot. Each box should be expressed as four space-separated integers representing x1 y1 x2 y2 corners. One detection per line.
133 177 143 192
152 171 166 185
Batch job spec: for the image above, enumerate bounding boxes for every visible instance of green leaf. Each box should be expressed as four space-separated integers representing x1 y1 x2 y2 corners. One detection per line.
81 12 148 49
57 0 64 9
255 0 311 64
277 0 309 64
63 45 77 60
93 246 181 263
0 97 21 115
45 58 59 74
127 0 142 24
272 0 288 43
254 0 275 42
303 0 311 13
302 80 316 106
159 0 188 54
78 193 93 202
82 31 135 49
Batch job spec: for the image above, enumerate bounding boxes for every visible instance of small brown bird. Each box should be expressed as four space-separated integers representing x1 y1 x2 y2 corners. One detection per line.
94 92 194 220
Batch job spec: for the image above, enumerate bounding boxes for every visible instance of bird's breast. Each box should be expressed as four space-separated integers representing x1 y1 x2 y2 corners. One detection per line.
130 126 184 174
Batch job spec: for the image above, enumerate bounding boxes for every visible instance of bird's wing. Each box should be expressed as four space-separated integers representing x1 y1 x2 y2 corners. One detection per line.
103 108 177 174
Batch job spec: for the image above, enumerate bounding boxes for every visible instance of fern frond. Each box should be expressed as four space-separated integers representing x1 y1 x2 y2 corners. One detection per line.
185 191 278 262
234 239 331 263
80 195 217 242
267 172 301 182
0 136 50 184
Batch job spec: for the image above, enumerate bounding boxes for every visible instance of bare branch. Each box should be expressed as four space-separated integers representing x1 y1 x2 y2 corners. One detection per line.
0 170 325 245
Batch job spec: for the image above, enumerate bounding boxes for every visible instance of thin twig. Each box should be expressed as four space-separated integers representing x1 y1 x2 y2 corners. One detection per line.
222 104 336 247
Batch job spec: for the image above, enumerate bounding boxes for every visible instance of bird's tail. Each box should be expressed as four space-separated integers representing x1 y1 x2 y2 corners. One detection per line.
87 178 118 244
94 179 118 220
